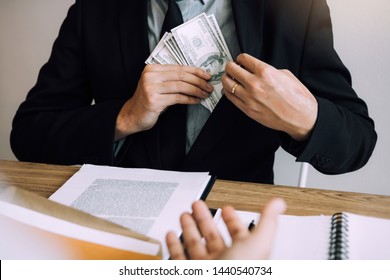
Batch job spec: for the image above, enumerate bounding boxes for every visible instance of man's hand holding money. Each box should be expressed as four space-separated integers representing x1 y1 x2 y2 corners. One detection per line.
115 64 213 141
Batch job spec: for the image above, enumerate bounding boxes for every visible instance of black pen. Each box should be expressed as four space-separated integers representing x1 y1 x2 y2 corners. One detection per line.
248 219 255 231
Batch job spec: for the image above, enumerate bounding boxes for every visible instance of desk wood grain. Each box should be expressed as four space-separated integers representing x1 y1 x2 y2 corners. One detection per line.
1 160 390 219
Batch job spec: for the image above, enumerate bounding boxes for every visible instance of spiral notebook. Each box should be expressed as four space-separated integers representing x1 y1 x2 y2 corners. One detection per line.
214 210 390 260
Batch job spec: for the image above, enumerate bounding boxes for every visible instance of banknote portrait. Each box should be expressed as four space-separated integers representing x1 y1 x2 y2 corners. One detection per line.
198 53 229 85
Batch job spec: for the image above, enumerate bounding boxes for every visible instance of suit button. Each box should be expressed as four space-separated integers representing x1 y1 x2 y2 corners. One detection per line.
311 154 331 167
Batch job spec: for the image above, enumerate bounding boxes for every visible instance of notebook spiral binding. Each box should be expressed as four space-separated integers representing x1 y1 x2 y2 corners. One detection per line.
328 212 349 260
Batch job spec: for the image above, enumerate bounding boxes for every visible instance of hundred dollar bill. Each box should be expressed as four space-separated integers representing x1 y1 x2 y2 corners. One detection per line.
146 13 232 112
207 14 232 60
163 33 188 65
171 13 232 112
145 32 180 65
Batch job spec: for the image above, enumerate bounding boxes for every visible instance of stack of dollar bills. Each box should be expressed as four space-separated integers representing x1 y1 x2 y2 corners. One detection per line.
146 13 233 112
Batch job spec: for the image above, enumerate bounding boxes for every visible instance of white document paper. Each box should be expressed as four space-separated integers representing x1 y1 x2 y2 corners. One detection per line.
50 164 211 259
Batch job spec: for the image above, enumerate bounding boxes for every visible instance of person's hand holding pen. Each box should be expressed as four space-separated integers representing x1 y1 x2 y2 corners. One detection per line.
166 198 287 260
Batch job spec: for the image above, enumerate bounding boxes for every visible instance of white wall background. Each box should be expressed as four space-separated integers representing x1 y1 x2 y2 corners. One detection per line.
0 0 75 158
1 0 389 195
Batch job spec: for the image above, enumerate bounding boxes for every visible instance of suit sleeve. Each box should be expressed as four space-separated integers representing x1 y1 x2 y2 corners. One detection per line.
10 2 126 165
281 0 377 174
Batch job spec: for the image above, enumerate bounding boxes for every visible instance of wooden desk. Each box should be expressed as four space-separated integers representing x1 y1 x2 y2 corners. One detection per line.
1 160 390 218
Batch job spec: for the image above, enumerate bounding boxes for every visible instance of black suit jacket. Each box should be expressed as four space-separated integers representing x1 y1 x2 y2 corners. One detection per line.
11 0 377 184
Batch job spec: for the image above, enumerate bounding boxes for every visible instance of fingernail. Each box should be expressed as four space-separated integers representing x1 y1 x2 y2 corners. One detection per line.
273 198 287 214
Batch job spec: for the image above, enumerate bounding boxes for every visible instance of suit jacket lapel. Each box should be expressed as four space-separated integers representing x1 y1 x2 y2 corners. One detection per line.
232 0 264 57
183 96 242 168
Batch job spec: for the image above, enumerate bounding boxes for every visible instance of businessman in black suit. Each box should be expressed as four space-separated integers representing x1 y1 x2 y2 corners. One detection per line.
11 0 377 184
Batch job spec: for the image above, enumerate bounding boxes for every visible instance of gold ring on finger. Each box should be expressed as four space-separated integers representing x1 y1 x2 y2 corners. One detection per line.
231 83 239 95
